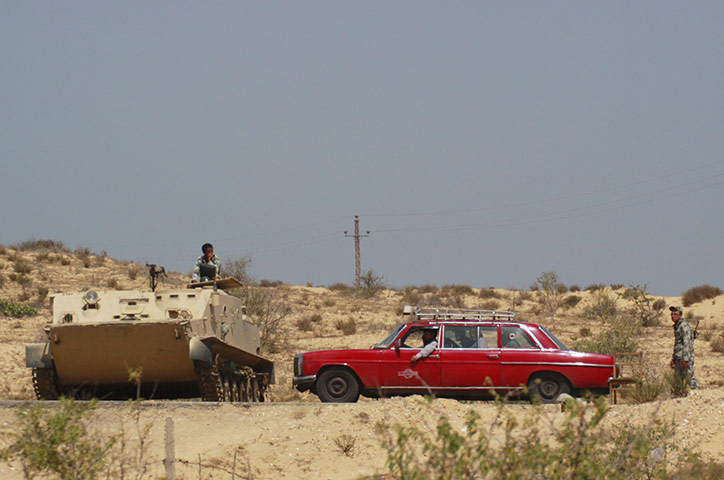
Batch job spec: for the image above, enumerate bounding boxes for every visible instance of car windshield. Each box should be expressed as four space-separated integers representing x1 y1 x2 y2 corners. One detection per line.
540 326 569 350
373 324 406 349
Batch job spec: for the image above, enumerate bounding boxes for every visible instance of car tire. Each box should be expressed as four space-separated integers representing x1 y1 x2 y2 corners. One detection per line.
317 368 360 403
528 374 570 403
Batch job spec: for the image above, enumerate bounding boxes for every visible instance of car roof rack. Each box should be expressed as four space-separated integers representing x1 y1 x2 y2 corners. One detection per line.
402 305 516 322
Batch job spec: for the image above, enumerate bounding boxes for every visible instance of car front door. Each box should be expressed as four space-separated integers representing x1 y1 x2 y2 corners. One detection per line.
379 326 441 393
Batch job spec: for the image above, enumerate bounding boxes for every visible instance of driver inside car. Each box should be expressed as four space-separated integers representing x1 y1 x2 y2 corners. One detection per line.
411 328 438 364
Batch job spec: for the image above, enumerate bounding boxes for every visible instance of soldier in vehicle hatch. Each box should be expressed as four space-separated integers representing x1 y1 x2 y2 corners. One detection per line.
669 306 699 389
191 243 221 283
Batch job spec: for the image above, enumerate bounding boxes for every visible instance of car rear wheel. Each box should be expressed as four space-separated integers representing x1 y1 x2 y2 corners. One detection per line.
317 368 360 403
528 374 570 403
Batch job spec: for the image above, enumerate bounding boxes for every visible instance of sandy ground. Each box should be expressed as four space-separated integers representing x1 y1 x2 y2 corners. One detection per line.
1 246 724 478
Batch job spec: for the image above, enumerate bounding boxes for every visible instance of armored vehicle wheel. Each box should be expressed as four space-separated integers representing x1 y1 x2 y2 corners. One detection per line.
32 367 59 400
528 373 570 403
195 360 222 401
317 368 360 403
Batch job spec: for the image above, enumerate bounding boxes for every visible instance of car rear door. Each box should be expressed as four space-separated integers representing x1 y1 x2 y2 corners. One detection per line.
440 325 501 388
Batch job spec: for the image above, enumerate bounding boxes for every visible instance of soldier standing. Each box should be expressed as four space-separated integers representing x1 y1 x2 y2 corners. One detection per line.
669 306 699 389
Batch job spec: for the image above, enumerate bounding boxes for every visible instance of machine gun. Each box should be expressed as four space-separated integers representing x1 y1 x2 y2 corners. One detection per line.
146 263 167 292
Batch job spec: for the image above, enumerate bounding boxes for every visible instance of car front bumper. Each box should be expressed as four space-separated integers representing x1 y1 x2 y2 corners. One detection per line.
292 374 316 392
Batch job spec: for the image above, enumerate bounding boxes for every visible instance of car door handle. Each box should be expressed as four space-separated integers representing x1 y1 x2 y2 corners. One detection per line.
486 354 499 360
429 355 439 359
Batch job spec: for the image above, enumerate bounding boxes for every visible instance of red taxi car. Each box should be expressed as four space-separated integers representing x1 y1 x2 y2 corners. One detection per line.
293 306 614 403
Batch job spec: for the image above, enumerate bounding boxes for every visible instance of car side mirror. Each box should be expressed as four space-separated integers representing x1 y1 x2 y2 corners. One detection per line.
394 339 401 353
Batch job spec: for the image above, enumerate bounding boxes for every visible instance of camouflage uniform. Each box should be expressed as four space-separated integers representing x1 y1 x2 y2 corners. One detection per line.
672 318 699 389
192 255 221 282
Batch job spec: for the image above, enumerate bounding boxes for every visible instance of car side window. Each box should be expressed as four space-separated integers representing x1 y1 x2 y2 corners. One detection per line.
501 326 536 348
443 326 477 348
478 326 497 349
400 328 425 348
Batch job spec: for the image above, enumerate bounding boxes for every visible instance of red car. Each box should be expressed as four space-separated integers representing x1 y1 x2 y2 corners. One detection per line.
293 307 614 403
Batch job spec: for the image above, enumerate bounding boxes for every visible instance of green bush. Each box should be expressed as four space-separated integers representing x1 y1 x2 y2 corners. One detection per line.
0 398 153 480
0 299 37 317
357 270 386 298
682 284 723 307
374 397 713 479
572 317 639 354
0 398 114 479
584 289 618 321
620 284 662 327
535 271 566 317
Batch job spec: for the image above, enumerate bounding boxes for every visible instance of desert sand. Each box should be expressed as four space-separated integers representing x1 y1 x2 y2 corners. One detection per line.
1 245 723 479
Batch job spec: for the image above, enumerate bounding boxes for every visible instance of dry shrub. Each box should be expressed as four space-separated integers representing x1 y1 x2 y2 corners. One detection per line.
334 434 356 457
682 284 723 307
107 277 119 289
14 274 32 287
296 316 315 332
710 334 724 353
480 300 500 310
76 249 92 268
569 284 581 292
36 287 48 303
328 282 352 293
242 286 291 353
14 260 32 275
478 288 501 299
335 317 357 335
561 295 582 309
442 284 474 296
127 265 138 280
585 283 605 292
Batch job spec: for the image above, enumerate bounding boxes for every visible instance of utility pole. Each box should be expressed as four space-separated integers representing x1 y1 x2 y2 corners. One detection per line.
344 215 370 288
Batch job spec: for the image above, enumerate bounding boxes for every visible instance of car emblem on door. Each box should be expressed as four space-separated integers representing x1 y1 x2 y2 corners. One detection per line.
398 368 418 379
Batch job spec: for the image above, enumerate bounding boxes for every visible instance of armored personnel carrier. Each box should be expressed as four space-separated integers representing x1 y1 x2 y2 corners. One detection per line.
25 274 274 402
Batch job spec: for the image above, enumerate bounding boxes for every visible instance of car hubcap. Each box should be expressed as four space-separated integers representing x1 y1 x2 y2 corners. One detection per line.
540 380 559 398
329 377 348 397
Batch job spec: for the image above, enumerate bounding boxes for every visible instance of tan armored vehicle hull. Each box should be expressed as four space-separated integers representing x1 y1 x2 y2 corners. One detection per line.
26 278 274 401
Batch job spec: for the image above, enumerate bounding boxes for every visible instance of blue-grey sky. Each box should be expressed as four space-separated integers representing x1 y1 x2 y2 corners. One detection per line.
2 2 723 295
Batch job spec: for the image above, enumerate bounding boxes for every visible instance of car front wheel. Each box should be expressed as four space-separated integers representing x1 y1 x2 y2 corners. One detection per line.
317 368 360 403
528 374 570 403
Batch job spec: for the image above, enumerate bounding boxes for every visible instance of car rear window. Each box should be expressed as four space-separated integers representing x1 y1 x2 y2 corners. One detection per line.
539 326 570 350
501 326 537 348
